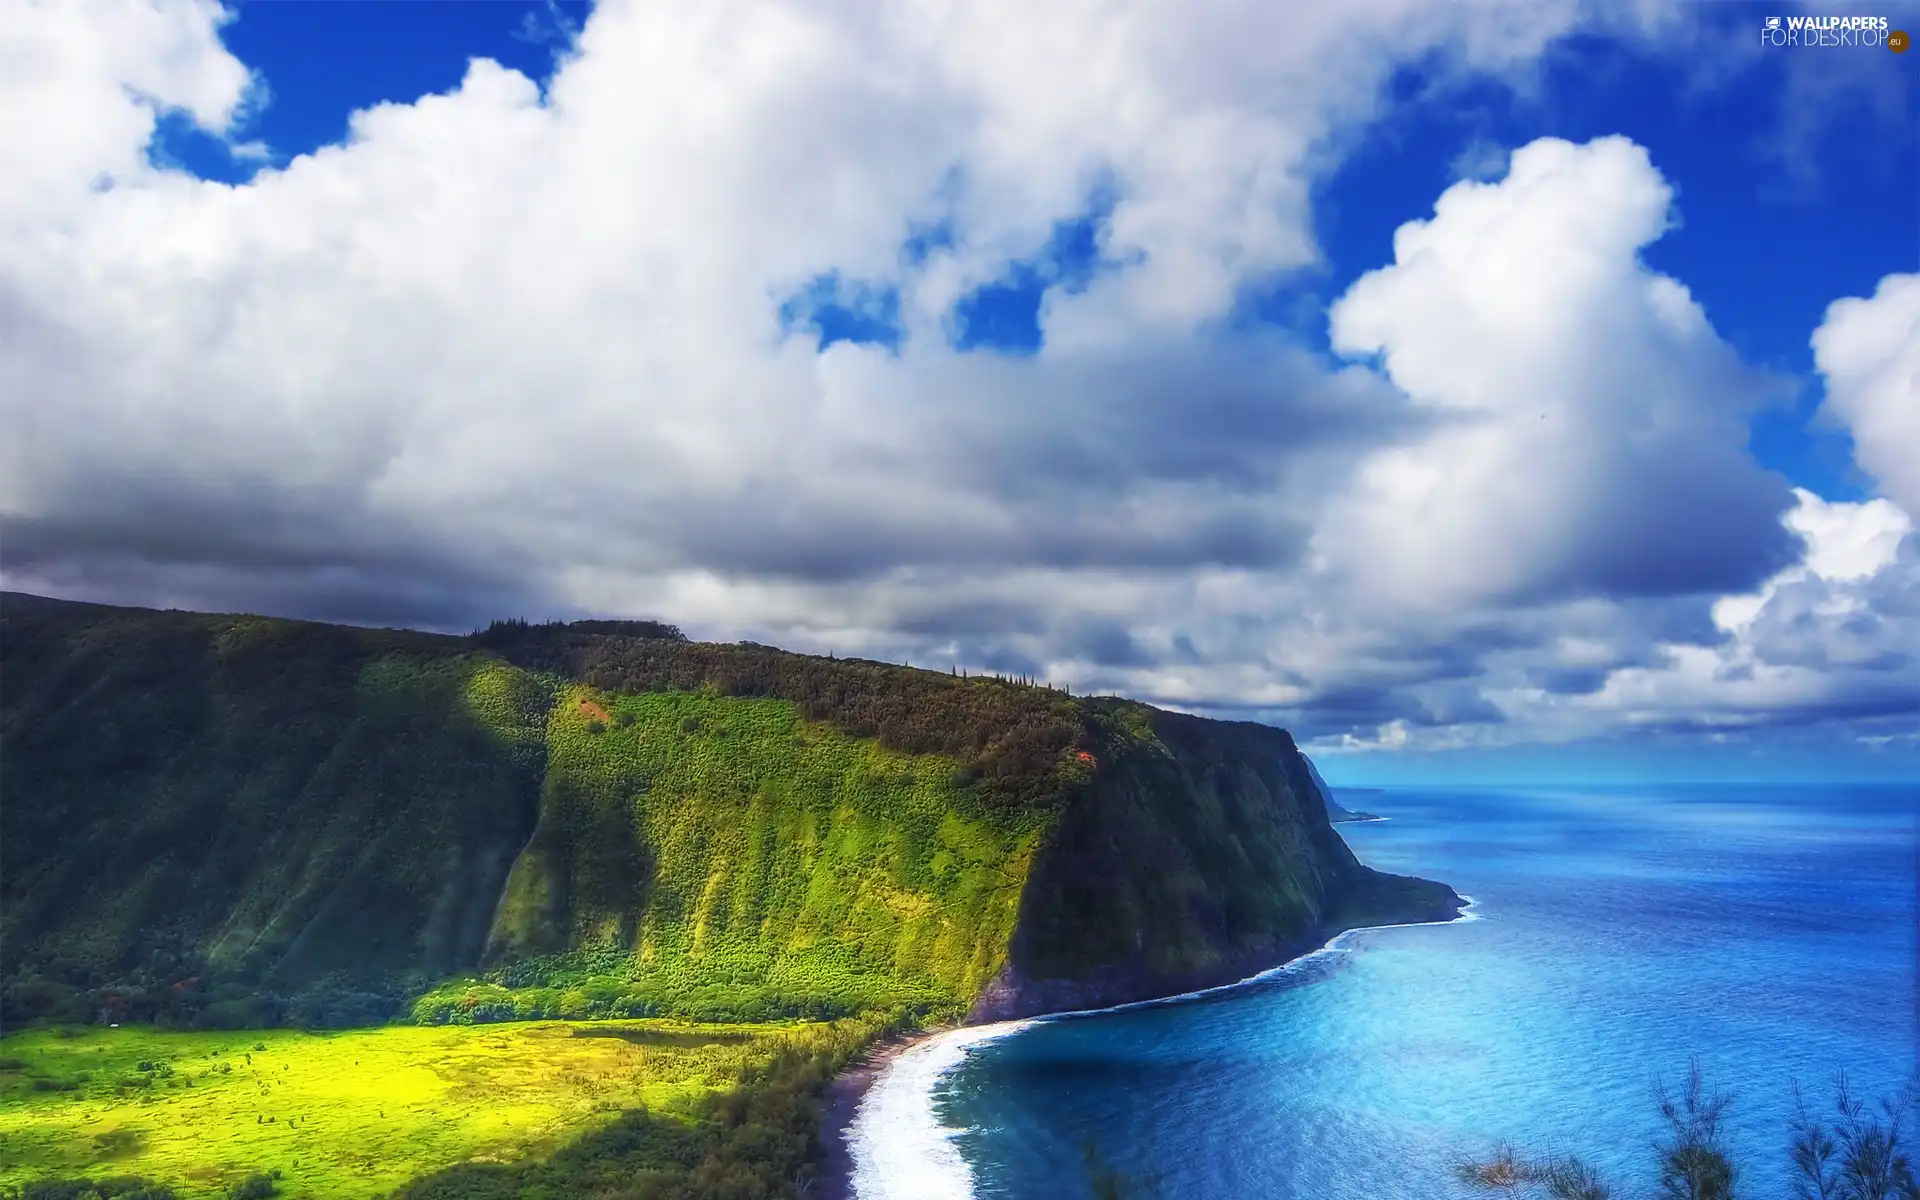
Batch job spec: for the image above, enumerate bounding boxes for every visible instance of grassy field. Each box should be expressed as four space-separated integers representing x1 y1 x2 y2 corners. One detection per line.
0 1020 825 1198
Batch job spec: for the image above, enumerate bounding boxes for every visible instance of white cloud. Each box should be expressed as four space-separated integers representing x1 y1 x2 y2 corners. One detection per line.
0 0 1591 619
1708 487 1911 632
1321 135 1794 611
1813 272 1920 522
0 0 254 228
1433 489 1920 749
0 0 1913 761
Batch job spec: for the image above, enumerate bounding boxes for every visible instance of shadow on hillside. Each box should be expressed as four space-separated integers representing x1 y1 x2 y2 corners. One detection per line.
1 597 550 1031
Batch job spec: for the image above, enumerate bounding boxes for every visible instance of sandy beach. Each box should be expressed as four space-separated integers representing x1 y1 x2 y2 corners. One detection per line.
816 1027 947 1200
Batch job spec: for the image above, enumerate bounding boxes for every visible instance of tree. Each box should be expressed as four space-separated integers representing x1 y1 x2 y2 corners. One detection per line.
1790 1073 1919 1200
1655 1060 1737 1200
1457 1066 1919 1200
1454 1145 1613 1200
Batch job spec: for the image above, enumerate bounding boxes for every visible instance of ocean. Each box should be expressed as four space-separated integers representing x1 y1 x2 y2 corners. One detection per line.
847 783 1918 1199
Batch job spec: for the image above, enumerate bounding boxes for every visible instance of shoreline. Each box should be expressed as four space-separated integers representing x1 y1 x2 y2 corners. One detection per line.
815 1026 948 1200
818 894 1478 1200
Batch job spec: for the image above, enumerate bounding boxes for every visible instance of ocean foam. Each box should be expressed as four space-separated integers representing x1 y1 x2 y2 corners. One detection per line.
846 1020 1037 1200
847 894 1480 1198
1043 892 1484 1021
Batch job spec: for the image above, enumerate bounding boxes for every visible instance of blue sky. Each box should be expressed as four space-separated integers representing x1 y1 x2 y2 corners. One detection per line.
5 0 1918 782
155 0 588 182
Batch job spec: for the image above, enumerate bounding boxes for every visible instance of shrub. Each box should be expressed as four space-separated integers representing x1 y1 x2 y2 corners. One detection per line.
1454 1064 1918 1200
224 1173 276 1199
18 1178 178 1200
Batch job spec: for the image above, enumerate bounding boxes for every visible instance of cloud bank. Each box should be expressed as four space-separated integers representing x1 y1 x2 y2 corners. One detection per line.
1 0 1914 761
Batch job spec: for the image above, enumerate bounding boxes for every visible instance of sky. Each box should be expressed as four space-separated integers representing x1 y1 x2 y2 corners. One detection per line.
2 0 1917 783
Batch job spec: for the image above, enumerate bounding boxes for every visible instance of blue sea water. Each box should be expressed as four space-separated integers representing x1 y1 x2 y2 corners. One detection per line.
931 784 1918 1199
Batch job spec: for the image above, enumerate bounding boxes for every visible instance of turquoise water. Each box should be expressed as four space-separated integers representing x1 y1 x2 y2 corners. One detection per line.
938 785 1917 1198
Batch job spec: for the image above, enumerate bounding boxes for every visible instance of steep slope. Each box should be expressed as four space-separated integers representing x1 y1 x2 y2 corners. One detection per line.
0 594 550 1027
973 702 1457 1017
439 684 1048 1022
0 593 1460 1030
1304 753 1383 823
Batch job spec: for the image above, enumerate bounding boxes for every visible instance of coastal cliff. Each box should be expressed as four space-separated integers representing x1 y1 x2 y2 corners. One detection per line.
969 704 1458 1019
1306 755 1385 823
0 591 1459 1031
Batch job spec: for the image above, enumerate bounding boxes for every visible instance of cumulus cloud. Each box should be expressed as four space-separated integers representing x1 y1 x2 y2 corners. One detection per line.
1813 272 1920 522
0 0 255 227
0 0 1914 762
1552 490 1920 735
1323 135 1795 611
0 0 1584 626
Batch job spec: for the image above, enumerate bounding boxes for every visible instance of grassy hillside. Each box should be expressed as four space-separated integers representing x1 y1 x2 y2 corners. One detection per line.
0 596 1061 1028
2 591 1463 1199
1 596 549 1029
422 684 1050 1023
468 617 1088 810
2 591 1456 1032
975 700 1459 1016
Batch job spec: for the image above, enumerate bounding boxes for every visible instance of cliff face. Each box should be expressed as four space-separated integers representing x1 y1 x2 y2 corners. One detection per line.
1 593 1457 1030
447 682 1046 1024
0 594 552 1028
1304 755 1384 824
970 703 1460 1019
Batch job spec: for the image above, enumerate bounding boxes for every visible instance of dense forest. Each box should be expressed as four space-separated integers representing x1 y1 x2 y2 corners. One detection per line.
468 616 1089 810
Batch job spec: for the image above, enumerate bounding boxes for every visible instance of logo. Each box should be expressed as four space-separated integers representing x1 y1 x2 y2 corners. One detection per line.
1892 29 1911 51
1760 14 1893 47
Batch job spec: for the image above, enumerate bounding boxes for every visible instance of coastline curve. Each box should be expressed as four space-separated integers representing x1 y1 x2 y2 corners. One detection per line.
837 895 1481 1199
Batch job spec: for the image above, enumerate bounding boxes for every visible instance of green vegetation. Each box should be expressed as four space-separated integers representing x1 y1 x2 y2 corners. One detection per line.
421 685 1047 1023
1 596 553 1029
4 592 1449 1029
0 595 1049 1028
390 1012 891 1200
3 592 1468 1199
469 617 1090 811
0 1017 878 1200
1006 700 1458 991
1454 1063 1918 1200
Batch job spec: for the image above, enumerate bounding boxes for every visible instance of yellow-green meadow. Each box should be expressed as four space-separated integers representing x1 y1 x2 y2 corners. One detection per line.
0 1020 819 1198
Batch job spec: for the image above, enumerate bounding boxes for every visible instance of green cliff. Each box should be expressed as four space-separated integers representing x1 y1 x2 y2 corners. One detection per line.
0 592 1459 1031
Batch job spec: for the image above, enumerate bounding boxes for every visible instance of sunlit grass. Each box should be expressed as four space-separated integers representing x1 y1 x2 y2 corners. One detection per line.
0 1019 815 1198
455 685 1046 1023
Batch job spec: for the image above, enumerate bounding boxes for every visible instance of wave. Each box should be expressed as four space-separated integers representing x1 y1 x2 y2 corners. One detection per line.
845 1020 1039 1200
846 894 1480 1199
